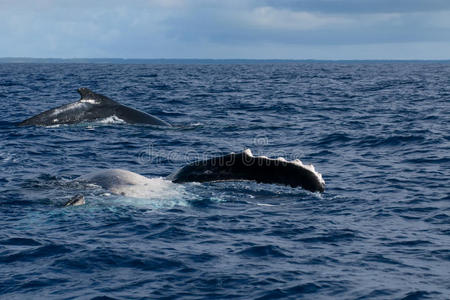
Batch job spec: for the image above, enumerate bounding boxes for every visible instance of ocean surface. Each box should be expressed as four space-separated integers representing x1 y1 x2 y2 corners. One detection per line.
0 62 449 299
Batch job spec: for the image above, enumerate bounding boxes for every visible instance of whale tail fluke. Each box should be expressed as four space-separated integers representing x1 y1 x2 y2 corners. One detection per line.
169 149 325 193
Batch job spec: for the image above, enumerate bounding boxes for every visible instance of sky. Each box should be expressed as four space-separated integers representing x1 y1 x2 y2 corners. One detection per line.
1 0 450 59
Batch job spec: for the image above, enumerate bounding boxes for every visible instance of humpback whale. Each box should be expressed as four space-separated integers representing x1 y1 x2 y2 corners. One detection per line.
18 88 170 126
170 149 325 192
65 149 325 206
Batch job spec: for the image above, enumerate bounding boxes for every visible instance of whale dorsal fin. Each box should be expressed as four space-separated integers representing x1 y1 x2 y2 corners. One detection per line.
77 88 116 104
78 88 97 100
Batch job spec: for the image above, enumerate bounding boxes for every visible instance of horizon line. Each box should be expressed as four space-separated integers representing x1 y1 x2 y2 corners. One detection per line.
1 57 450 64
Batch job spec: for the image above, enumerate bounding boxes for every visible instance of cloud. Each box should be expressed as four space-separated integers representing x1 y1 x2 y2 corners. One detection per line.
163 4 450 46
246 6 350 31
0 0 449 58
262 0 450 14
0 0 171 57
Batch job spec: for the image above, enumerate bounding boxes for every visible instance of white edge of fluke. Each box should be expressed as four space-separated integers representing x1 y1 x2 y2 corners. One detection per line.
242 148 325 186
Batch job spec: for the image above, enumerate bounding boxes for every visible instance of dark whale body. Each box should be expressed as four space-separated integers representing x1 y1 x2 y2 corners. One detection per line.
18 88 170 127
170 149 325 193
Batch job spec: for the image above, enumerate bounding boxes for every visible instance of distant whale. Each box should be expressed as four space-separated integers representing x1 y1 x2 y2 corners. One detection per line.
18 88 171 126
65 149 325 206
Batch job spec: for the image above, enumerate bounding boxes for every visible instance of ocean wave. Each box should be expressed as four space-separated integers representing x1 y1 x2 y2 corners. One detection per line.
1 62 449 299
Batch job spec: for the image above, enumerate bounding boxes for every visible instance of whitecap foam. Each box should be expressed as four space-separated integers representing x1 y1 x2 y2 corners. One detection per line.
109 177 186 199
108 177 189 209
78 169 189 207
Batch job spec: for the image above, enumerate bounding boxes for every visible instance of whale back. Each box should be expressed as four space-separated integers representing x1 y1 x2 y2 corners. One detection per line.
18 88 171 126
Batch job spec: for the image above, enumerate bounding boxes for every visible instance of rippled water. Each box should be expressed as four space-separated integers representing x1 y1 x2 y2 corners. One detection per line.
0 63 449 299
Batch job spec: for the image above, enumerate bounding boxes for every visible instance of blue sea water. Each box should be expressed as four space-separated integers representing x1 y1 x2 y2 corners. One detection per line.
0 62 449 299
